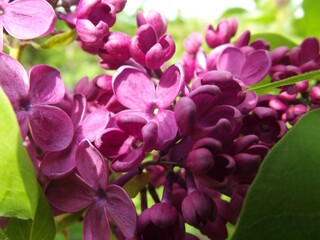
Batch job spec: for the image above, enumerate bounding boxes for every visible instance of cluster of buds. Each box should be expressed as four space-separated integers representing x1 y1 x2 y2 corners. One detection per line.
1 0 320 239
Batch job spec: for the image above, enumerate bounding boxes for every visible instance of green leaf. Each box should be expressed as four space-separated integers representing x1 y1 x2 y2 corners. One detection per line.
0 87 38 219
6 187 56 240
232 109 320 240
247 69 320 93
250 32 298 50
293 0 320 38
39 30 77 49
0 228 8 240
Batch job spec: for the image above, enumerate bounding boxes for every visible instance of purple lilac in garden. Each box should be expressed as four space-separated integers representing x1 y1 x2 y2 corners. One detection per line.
1 0 320 239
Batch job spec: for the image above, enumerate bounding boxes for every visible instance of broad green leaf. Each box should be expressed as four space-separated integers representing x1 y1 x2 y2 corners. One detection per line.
250 32 298 50
247 69 320 93
6 188 56 240
0 87 38 219
232 109 320 240
39 30 77 49
0 228 8 240
293 0 320 38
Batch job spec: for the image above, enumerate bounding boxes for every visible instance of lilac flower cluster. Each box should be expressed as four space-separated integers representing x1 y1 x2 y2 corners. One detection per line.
1 0 320 239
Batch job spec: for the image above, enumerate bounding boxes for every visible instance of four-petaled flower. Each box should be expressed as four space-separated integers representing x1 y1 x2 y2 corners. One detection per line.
0 52 73 151
0 0 56 51
46 140 137 240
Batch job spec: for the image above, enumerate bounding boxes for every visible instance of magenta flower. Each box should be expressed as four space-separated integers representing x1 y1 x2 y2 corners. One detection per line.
0 0 56 51
96 114 158 172
76 0 116 44
46 140 137 240
130 24 175 69
0 52 73 151
136 10 167 38
217 46 271 86
112 64 184 148
205 18 237 49
41 94 110 178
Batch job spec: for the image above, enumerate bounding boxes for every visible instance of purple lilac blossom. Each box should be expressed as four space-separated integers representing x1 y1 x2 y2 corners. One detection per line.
40 94 110 178
46 140 137 240
111 64 184 149
0 52 73 151
0 0 56 51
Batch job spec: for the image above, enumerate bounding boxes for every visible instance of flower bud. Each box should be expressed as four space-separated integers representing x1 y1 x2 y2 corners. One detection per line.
137 10 167 38
181 191 216 227
183 32 202 55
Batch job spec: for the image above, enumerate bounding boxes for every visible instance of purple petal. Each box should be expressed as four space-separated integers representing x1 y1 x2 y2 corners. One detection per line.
105 185 137 239
76 0 100 18
76 19 109 43
236 92 258 114
159 34 176 61
45 173 93 212
77 108 110 142
111 147 145 172
149 202 177 228
0 52 29 107
83 202 110 240
217 47 245 77
29 105 73 152
112 66 156 110
29 65 65 105
40 144 77 179
241 49 271 85
145 43 166 69
154 110 178 149
76 140 109 191
174 97 197 136
156 64 184 108
116 114 147 137
188 85 221 116
142 121 158 152
129 35 146 65
300 37 319 64
71 94 87 128
95 128 129 158
0 21 3 52
3 0 55 39
137 24 157 53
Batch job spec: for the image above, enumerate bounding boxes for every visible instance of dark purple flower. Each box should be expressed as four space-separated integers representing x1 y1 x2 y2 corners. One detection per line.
46 140 137 240
174 85 242 141
0 52 73 151
95 114 158 172
129 24 175 69
289 37 320 70
241 106 287 145
181 172 216 227
137 202 185 240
